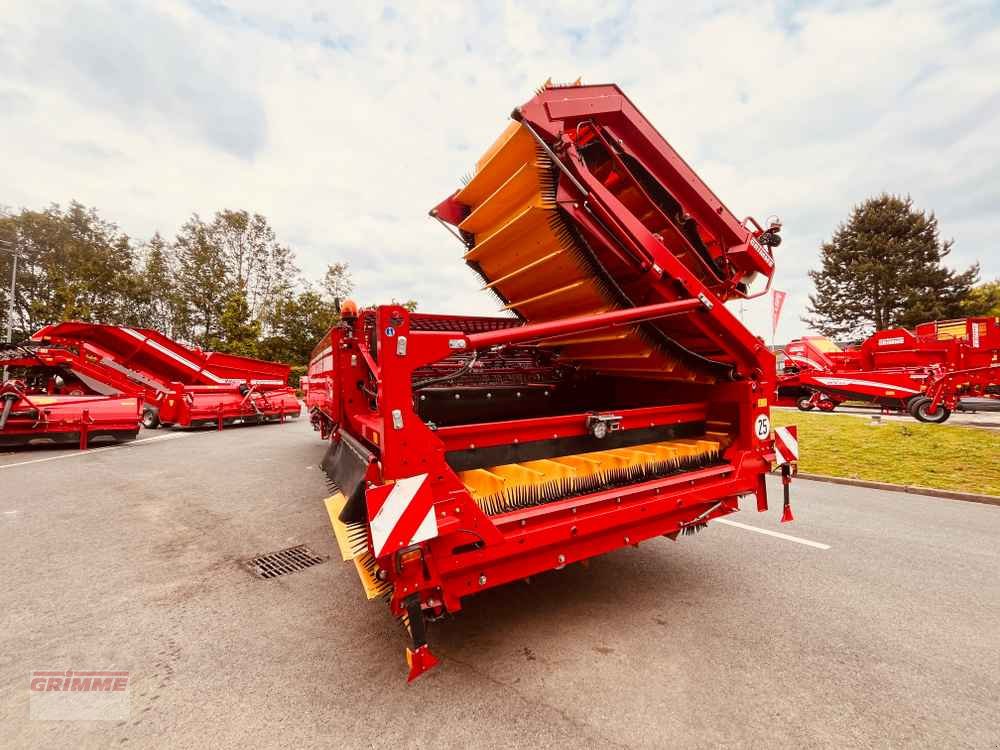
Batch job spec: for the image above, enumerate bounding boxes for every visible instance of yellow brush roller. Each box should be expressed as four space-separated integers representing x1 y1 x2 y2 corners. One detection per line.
456 123 695 382
458 437 720 516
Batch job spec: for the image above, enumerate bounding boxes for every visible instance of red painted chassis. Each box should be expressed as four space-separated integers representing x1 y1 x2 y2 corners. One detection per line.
31 322 300 429
779 318 1000 421
311 300 784 680
309 82 792 680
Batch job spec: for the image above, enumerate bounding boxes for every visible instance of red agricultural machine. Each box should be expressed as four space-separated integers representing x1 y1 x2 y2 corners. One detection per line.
30 322 300 430
0 342 142 448
778 317 1000 422
307 82 796 681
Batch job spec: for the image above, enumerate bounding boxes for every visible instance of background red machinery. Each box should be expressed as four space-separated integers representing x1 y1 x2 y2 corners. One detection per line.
30 322 300 430
777 317 1000 422
1 342 142 448
307 82 794 681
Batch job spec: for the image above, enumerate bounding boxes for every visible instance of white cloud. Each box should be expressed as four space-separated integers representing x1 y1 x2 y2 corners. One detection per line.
1 0 996 343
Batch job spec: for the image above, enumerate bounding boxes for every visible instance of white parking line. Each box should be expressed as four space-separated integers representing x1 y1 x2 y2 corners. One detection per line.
0 432 188 470
715 518 831 550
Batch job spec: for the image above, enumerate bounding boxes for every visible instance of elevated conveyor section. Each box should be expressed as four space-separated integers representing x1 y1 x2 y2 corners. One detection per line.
31 322 298 429
33 321 291 388
433 82 782 383
454 123 691 381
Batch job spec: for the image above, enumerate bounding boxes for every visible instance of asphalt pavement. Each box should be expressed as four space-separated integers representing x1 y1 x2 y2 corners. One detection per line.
1 419 997 749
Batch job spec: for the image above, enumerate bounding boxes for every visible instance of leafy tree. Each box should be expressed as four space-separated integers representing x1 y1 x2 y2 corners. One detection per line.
962 280 1000 317
805 194 979 339
259 289 338 364
205 210 298 324
322 262 353 302
134 233 182 334
171 211 299 346
208 289 261 357
173 215 228 346
1 201 356 364
0 202 140 337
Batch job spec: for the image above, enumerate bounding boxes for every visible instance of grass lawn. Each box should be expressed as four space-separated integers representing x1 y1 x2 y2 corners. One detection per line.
772 411 1000 497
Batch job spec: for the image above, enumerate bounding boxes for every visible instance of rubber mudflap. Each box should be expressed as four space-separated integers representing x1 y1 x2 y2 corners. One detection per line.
321 431 375 526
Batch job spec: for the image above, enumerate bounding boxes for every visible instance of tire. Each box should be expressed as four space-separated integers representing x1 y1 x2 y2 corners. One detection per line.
912 398 950 424
796 396 815 411
141 407 160 429
908 396 929 418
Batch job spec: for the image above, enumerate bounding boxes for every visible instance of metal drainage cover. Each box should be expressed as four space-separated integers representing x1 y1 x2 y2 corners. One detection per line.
243 545 329 579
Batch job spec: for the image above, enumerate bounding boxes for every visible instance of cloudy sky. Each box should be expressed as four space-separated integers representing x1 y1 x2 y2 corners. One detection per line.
2 0 997 341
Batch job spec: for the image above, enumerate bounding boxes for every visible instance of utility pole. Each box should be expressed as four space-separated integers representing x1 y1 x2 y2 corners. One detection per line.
1 238 19 382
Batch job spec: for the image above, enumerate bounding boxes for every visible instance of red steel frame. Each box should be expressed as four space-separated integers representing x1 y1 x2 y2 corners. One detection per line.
1 346 142 448
31 322 300 429
310 299 784 680
778 317 1000 420
309 82 792 681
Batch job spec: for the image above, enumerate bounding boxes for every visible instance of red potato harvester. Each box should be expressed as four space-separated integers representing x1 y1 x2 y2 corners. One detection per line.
778 317 1000 423
0 342 142 448
31 322 301 430
307 82 797 681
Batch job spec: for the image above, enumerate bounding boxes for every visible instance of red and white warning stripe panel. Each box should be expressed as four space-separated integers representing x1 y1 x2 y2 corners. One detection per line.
774 425 798 465
369 473 438 559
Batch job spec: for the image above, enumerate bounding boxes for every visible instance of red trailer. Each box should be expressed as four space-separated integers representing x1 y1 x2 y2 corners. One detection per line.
778 317 1000 422
31 322 300 429
1 343 142 448
307 82 795 681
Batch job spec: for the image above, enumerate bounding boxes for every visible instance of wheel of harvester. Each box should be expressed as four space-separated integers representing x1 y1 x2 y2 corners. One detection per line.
817 398 836 412
796 396 815 411
141 406 160 429
908 396 928 418
911 397 950 424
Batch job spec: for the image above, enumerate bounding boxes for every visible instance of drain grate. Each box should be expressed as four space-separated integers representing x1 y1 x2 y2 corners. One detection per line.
243 544 329 579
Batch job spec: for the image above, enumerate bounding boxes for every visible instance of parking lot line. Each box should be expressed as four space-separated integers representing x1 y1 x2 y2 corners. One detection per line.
715 518 831 550
0 432 188 470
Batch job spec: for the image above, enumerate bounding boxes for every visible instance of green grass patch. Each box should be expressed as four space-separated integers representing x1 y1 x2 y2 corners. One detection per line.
772 411 1000 497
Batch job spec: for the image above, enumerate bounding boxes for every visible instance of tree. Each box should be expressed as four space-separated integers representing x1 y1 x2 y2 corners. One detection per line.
260 289 339 364
0 202 141 337
322 262 353 302
208 289 261 357
173 215 228 346
205 210 298 324
962 280 1000 317
171 211 299 347
805 194 979 339
135 233 181 334
2 201 354 362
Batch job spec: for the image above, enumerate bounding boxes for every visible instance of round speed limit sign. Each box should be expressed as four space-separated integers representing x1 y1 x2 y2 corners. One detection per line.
754 413 771 440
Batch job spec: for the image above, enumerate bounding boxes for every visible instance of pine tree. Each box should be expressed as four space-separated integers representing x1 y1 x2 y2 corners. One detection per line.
141 233 177 334
805 194 979 340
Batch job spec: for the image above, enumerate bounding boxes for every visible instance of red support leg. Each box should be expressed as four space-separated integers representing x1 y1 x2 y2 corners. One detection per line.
80 409 90 450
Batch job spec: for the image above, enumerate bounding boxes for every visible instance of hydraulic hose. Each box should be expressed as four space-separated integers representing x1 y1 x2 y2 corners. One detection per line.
0 394 16 430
